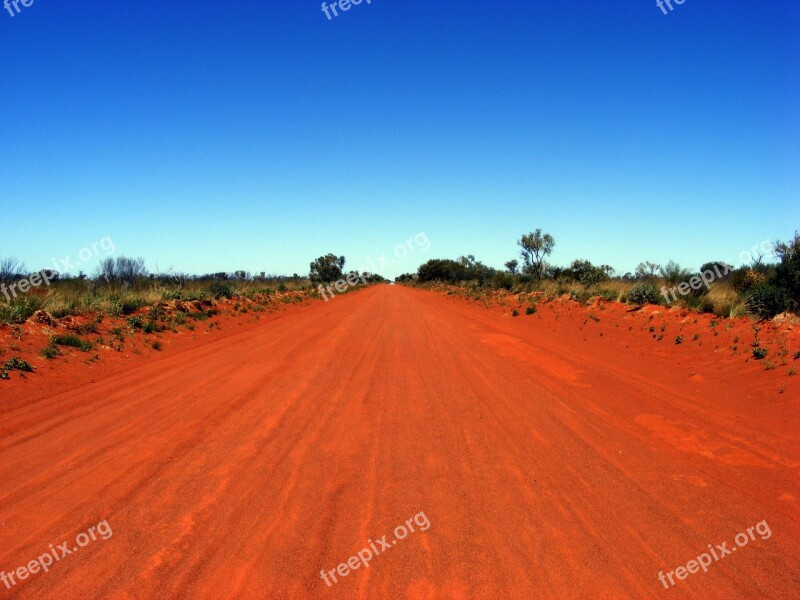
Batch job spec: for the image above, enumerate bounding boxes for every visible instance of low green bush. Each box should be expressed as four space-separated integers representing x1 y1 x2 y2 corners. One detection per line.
745 284 789 320
627 283 659 306
1 356 34 379
52 334 93 352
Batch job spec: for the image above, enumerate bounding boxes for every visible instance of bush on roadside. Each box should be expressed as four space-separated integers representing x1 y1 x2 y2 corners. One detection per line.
745 284 789 320
52 334 93 352
0 297 43 325
1 356 34 379
774 231 800 312
209 282 235 299
593 288 619 302
127 316 144 330
120 297 147 316
729 268 767 294
40 344 61 359
627 283 659 306
492 272 514 291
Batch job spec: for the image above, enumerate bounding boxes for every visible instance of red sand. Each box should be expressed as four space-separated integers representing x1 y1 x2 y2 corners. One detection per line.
0 285 798 598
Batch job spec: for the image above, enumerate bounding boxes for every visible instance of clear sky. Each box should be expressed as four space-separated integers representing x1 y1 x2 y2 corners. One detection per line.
1 0 798 279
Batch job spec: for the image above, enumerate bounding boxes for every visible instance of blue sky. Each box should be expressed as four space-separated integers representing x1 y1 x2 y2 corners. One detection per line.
1 0 798 279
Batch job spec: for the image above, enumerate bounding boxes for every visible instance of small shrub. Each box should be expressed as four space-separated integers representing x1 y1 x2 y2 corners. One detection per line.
127 316 144 330
627 283 658 306
753 347 768 360
594 289 618 302
189 309 219 321
121 297 147 315
40 344 60 359
492 273 514 291
75 319 100 335
675 336 683 345
745 284 789 320
52 334 92 351
152 341 163 351
0 298 42 325
525 306 536 315
569 289 592 303
729 268 767 293
143 321 160 334
208 283 235 299
774 231 800 311
511 309 519 317
1 356 34 379
4 357 33 371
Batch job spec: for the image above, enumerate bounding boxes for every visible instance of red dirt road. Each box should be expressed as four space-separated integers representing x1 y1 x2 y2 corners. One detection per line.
1 285 798 599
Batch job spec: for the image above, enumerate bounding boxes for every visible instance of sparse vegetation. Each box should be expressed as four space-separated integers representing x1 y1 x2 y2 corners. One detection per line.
127 316 144 330
0 254 319 329
52 334 93 352
394 229 799 322
628 283 661 306
1 356 34 379
40 344 61 359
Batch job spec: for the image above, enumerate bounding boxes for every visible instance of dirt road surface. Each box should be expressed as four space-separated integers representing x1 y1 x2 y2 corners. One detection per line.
1 285 798 599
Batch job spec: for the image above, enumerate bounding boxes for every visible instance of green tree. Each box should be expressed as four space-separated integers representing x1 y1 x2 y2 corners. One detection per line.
660 261 691 286
774 231 800 310
504 259 519 275
568 259 611 286
518 229 555 280
310 254 346 283
634 262 661 279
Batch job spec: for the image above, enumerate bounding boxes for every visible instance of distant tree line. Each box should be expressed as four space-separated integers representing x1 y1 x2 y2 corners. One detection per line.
396 229 800 319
